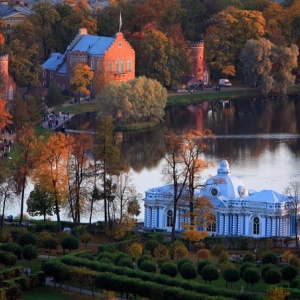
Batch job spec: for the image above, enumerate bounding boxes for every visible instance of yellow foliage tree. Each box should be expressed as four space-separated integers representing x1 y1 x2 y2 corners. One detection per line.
267 287 289 300
71 63 94 96
129 242 143 262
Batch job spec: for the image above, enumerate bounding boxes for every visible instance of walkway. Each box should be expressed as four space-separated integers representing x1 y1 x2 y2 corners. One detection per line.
41 112 75 132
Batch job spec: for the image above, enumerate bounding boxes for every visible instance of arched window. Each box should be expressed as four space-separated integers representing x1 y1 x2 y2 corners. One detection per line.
108 60 112 72
204 71 209 85
62 84 66 91
127 58 132 72
43 70 46 78
253 217 260 235
91 58 95 71
207 215 216 232
167 210 173 227
57 84 60 90
43 81 47 87
120 58 124 73
50 71 54 79
116 59 119 74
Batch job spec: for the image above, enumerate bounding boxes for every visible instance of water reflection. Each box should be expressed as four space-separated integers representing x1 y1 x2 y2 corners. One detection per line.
66 97 300 195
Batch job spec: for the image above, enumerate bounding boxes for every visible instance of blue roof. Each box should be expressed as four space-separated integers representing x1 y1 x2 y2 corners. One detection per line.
245 190 288 203
42 53 64 71
72 35 115 57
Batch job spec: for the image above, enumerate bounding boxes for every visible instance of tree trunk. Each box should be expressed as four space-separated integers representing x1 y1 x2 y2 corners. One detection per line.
19 176 26 225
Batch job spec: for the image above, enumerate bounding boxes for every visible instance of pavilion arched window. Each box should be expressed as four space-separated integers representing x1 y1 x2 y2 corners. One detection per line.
253 217 260 235
167 210 173 227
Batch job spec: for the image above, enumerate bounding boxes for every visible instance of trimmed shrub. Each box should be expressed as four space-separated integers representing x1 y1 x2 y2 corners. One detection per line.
196 249 211 261
17 233 36 247
178 262 197 280
22 245 38 267
262 251 278 265
144 240 160 256
177 258 194 272
261 263 277 278
61 235 79 253
264 268 282 284
139 260 157 273
0 243 22 259
240 262 256 276
137 254 152 268
197 259 212 276
201 265 219 284
281 264 298 283
115 257 134 269
0 250 17 267
242 253 255 263
223 267 240 288
242 267 260 289
160 262 177 277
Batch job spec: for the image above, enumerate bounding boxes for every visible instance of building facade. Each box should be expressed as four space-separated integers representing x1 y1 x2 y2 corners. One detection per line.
144 160 294 239
42 28 135 96
0 54 16 100
188 41 210 86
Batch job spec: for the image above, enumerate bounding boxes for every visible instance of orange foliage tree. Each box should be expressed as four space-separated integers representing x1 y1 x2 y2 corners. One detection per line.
34 132 74 231
0 98 11 129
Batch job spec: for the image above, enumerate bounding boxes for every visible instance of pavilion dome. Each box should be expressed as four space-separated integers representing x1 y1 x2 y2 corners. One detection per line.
203 160 249 200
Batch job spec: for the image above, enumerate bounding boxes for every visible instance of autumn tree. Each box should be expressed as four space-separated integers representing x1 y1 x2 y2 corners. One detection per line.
6 39 41 87
160 130 189 242
93 116 121 224
26 184 54 222
97 76 167 125
0 178 15 231
285 182 300 249
0 98 11 129
240 38 298 95
204 7 266 78
67 133 93 228
34 132 74 231
71 64 93 96
13 125 37 225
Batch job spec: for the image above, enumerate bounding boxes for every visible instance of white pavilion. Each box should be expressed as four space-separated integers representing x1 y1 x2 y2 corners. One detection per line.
143 160 295 238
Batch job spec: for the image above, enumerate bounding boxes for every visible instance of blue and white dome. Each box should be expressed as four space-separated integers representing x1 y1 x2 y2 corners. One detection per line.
204 160 249 199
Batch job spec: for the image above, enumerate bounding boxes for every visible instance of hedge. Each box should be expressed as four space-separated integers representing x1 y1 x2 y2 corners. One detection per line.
56 255 262 300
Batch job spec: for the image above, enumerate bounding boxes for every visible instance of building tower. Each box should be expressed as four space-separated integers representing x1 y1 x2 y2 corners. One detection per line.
188 41 209 85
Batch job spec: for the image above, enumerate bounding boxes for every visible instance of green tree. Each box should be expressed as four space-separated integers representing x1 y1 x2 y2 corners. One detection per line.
281 264 298 284
242 267 261 290
160 262 177 277
61 235 79 253
30 2 61 60
264 268 282 284
22 244 38 268
18 232 37 247
97 76 167 125
223 267 240 288
201 265 220 284
240 38 298 95
45 81 66 107
179 262 197 280
26 184 55 222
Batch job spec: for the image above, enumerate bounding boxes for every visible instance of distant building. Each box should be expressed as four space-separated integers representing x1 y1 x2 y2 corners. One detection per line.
144 160 294 239
0 54 16 100
0 4 32 43
41 28 135 97
188 41 210 86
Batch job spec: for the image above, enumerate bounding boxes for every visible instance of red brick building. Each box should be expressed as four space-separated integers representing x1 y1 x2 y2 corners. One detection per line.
42 28 135 96
0 54 16 100
188 41 210 85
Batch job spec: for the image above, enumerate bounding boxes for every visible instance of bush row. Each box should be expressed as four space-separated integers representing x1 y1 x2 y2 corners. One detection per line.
0 267 22 281
57 255 261 300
